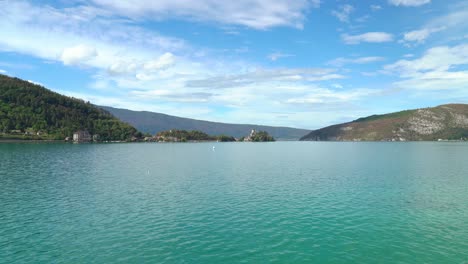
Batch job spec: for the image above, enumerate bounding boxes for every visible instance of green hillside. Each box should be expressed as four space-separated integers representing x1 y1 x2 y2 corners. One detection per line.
0 74 139 141
301 104 468 141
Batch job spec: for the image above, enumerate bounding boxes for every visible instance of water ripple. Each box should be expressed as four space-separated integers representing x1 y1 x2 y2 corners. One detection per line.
1 142 467 263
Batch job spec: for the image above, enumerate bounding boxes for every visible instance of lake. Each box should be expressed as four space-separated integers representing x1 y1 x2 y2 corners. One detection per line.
1 142 467 263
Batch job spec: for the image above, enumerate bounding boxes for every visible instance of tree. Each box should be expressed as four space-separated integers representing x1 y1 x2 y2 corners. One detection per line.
0 74 139 140
251 131 275 142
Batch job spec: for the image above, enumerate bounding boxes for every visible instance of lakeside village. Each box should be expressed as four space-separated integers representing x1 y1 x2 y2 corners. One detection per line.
69 129 275 143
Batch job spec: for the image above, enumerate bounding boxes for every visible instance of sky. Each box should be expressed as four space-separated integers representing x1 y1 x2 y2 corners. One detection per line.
1 0 468 129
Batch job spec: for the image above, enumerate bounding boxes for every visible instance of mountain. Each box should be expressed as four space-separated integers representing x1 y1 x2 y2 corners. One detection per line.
0 74 139 140
301 104 468 141
101 106 310 140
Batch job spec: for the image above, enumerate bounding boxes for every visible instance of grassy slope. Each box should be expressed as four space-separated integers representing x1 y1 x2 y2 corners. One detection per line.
301 104 468 141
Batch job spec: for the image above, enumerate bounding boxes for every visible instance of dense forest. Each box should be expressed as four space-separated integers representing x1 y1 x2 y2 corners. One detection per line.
155 129 236 142
249 131 276 142
154 129 275 142
156 129 215 141
0 74 140 141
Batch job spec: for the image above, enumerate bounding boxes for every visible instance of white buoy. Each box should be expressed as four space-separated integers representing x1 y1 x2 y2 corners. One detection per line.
212 146 216 151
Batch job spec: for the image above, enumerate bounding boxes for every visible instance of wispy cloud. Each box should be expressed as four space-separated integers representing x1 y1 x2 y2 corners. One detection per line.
267 52 294 61
328 56 385 67
0 1 187 70
388 0 431 7
0 61 34 70
286 87 377 104
4 0 464 128
421 3 468 44
185 68 345 89
331 5 354 23
384 44 468 97
2 0 379 128
90 0 320 29
384 44 468 76
342 32 394 44
60 44 98 65
400 27 445 45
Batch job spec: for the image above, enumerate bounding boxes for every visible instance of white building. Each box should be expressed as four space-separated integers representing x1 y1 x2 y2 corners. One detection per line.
73 130 91 142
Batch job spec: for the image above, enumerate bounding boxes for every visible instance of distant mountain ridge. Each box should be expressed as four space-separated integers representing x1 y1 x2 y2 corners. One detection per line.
301 104 468 141
101 106 310 140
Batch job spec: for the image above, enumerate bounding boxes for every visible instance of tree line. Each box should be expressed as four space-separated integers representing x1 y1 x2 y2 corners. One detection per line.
0 74 139 141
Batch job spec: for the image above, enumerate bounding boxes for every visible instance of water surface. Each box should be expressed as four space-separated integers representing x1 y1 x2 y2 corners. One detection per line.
1 142 467 263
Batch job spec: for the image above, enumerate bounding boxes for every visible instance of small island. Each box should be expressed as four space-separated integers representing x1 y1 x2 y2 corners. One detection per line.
240 129 275 142
152 129 235 142
144 129 275 142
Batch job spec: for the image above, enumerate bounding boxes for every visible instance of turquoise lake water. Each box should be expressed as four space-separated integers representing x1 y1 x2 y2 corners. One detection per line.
1 142 467 263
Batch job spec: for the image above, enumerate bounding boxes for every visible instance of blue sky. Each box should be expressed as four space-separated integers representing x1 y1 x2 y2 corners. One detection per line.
1 0 468 129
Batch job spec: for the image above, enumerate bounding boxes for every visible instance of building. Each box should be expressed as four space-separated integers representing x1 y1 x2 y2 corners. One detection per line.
73 130 91 143
243 129 257 142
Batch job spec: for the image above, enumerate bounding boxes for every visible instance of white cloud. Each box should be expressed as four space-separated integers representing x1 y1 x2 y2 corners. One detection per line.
384 44 468 95
0 1 193 90
361 71 379 77
60 44 97 65
108 61 139 76
91 0 320 29
401 27 445 45
143 52 175 71
267 52 294 61
0 1 366 127
371 5 382 11
355 15 370 23
428 5 468 30
0 0 404 129
331 4 354 23
328 56 385 67
185 68 345 89
0 69 6 74
384 44 468 76
388 0 431 7
0 1 187 69
130 89 212 103
286 87 377 104
420 4 468 45
342 32 394 44
393 71 468 92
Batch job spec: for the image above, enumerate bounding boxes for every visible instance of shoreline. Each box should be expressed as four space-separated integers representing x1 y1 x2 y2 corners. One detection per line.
1 139 466 143
0 139 63 143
